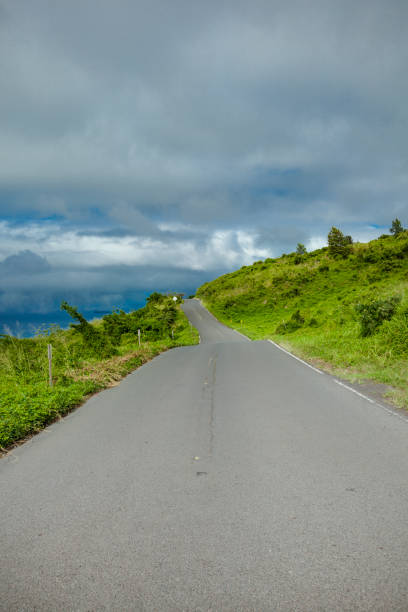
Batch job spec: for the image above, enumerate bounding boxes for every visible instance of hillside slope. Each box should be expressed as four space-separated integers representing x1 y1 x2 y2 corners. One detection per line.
197 232 408 407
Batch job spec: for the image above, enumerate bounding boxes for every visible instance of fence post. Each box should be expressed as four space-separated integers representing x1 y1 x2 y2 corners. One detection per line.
138 329 141 346
47 344 53 387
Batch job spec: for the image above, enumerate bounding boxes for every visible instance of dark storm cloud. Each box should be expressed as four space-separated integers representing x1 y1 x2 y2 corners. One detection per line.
0 257 215 314
0 0 407 310
0 220 267 311
0 250 51 274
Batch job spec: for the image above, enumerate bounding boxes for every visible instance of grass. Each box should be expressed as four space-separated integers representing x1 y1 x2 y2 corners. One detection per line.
197 231 408 408
0 296 199 451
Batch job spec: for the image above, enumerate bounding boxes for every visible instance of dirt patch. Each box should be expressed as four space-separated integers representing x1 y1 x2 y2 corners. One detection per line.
279 342 405 412
341 379 394 407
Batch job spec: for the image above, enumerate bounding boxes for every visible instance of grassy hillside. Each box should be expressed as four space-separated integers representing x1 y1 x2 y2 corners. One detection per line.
0 294 198 450
197 231 408 408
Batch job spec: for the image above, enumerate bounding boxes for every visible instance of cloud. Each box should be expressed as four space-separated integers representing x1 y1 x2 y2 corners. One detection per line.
0 250 51 274
0 220 270 312
0 0 406 311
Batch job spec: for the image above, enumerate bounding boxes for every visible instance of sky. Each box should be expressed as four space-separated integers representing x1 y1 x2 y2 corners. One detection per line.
0 0 407 313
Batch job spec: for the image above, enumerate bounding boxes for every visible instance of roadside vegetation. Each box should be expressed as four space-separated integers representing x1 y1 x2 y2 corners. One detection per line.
197 222 408 408
0 294 198 450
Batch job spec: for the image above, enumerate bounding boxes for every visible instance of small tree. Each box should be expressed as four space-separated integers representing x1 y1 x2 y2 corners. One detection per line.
296 243 307 255
61 301 115 358
327 226 351 258
390 218 403 236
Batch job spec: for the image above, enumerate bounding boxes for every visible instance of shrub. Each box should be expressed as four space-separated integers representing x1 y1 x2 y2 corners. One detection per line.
380 260 402 272
61 302 116 358
362 249 380 263
355 296 400 337
101 293 179 342
275 310 305 334
379 309 408 357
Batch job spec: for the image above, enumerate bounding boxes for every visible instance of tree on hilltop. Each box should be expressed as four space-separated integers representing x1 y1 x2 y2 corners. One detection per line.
327 227 352 258
296 243 307 255
390 218 404 236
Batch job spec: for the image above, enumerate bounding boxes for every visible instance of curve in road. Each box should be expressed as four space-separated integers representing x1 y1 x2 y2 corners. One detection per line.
181 298 249 344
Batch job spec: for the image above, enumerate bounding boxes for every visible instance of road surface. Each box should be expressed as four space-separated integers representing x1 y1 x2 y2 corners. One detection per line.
1 299 408 610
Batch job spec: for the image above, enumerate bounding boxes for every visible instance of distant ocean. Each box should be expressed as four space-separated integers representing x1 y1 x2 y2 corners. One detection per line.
0 305 144 338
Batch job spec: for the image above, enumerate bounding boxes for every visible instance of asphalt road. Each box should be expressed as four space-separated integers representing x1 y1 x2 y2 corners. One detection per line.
1 299 408 611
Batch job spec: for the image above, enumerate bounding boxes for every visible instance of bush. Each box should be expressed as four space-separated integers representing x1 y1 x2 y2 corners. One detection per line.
102 293 180 343
355 296 400 337
61 302 116 358
379 309 408 357
275 310 305 334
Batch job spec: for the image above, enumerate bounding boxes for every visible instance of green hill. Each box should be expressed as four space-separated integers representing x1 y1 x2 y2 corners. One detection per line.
197 231 408 408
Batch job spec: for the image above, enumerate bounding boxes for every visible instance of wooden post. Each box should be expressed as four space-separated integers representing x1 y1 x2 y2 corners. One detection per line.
172 328 174 339
138 329 141 346
47 344 53 387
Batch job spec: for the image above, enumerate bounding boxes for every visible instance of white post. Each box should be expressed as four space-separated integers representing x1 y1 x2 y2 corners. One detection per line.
138 329 141 346
47 344 53 387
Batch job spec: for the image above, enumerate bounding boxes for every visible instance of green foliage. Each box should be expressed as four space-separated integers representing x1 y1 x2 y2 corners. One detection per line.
102 293 178 342
390 218 404 236
146 291 163 303
355 296 401 337
296 243 307 255
0 381 95 448
276 310 305 334
61 301 115 358
327 227 352 258
379 308 408 357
